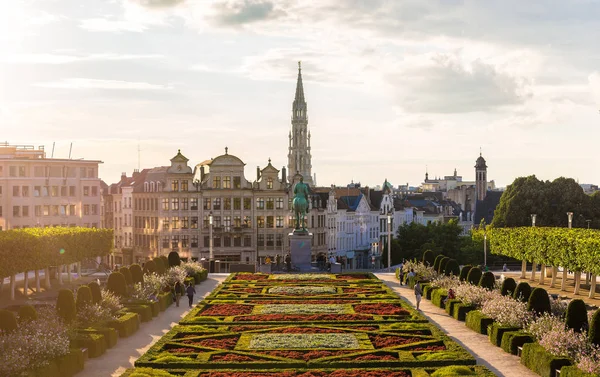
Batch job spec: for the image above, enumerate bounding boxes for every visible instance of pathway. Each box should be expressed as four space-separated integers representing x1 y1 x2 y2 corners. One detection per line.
76 275 227 377
377 273 538 377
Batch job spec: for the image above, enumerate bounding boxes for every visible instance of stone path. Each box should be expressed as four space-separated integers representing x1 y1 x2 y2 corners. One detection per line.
76 275 227 377
377 273 538 377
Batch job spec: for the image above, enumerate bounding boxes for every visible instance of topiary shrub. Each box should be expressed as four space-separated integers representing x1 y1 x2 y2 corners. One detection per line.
154 258 166 275
433 255 445 272
590 308 600 346
459 265 472 281
0 309 18 333
565 299 588 333
501 278 517 296
119 266 133 286
438 257 450 274
422 250 435 267
444 259 460 276
159 256 169 270
479 271 495 290
430 366 475 377
106 272 127 297
527 287 551 315
143 260 157 275
130 264 144 285
513 282 532 302
467 267 482 286
76 286 93 311
56 289 76 323
168 251 181 267
88 281 102 304
18 305 38 322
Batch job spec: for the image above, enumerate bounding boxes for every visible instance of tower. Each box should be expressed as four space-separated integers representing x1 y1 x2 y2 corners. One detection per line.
475 151 487 201
288 61 313 185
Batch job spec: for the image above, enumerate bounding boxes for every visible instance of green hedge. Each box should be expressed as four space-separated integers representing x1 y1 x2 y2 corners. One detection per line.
125 304 153 323
445 299 462 316
80 327 118 349
423 285 435 300
29 348 85 377
500 330 534 355
466 310 494 335
193 269 208 284
108 312 140 338
431 288 448 309
72 332 106 358
452 304 475 322
559 366 599 377
488 323 520 347
158 292 173 312
521 342 571 377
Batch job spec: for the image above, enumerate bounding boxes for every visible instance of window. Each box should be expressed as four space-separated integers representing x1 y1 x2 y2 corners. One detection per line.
162 236 170 248
257 216 265 228
223 216 231 231
234 216 241 228
9 166 16 177
204 236 210 247
83 186 89 196
276 198 284 209
276 234 283 247
233 176 241 189
83 205 90 215
267 216 274 228
213 198 221 210
35 205 42 216
266 198 274 210
256 198 265 210
234 235 241 247
203 198 211 210
181 216 189 229
33 186 40 197
244 235 252 247
69 205 75 216
181 180 188 191
171 180 179 192
213 216 221 228
224 236 231 247
80 167 87 178
182 198 189 210
267 178 273 189
276 216 284 228
191 198 198 210
223 176 231 188
22 206 29 217
191 216 198 229
91 205 98 215
191 235 199 248
266 234 274 247
181 235 189 248
233 198 241 210
163 217 170 230
257 234 264 247
69 186 75 196
289 216 295 228
52 205 59 216
61 186 67 196
172 198 179 210
22 186 29 197
12 186 19 197
19 166 26 177
92 186 98 196
243 216 252 228
203 215 210 228
243 198 251 210
51 186 58 197
172 217 179 229
213 237 221 247
213 176 221 188
223 198 231 210
162 198 169 210
13 206 20 217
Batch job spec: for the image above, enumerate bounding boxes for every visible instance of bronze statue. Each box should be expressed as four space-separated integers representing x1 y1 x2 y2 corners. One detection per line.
292 176 310 232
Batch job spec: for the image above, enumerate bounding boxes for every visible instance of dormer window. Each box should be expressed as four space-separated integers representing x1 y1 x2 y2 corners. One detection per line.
267 178 273 189
144 182 149 192
213 176 221 188
150 182 155 192
171 180 179 192
223 176 231 189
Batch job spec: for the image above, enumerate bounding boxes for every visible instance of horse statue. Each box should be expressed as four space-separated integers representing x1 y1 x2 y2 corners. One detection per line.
292 177 309 232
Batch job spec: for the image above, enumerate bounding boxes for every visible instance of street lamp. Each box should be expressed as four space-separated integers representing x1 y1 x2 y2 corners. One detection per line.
209 211 213 260
586 220 591 229
530 214 537 281
483 232 487 268
387 213 392 272
567 212 573 229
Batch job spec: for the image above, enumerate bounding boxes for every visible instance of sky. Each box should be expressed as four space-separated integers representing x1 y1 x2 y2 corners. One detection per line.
1 0 600 189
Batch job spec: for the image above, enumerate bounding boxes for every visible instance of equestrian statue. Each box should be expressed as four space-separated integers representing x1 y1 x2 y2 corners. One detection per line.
292 176 310 233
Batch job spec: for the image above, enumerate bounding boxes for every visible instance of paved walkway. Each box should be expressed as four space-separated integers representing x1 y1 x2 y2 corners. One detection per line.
76 275 227 377
377 273 538 377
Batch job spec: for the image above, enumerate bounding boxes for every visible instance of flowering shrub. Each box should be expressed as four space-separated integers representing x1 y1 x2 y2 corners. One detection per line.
527 313 566 341
144 272 170 293
130 282 156 301
577 344 600 375
402 260 437 282
167 265 188 286
100 289 123 314
75 303 116 327
429 275 460 290
549 296 568 318
481 294 533 328
454 283 496 308
538 327 590 361
0 307 70 376
181 261 205 275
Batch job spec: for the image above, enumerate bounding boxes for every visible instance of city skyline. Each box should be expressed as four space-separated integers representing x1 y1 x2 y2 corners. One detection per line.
2 1 600 188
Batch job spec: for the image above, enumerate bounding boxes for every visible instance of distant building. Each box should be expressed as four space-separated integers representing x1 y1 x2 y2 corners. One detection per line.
580 184 599 195
474 153 503 226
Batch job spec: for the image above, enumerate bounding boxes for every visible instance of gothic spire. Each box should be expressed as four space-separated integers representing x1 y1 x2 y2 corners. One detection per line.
294 61 305 104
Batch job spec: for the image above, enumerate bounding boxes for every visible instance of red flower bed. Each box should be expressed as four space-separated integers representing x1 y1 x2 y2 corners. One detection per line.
166 347 197 353
182 336 239 349
234 314 373 322
340 354 397 361
267 327 345 334
200 304 254 316
258 300 358 304
198 371 409 377
234 274 269 280
258 350 355 361
369 335 424 349
228 325 272 332
353 304 409 315
343 288 374 293
411 345 446 351
336 275 371 280
210 353 259 362
230 288 263 293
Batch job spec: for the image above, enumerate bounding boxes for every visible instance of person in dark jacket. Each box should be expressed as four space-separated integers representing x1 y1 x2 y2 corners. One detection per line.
173 281 183 307
186 282 196 308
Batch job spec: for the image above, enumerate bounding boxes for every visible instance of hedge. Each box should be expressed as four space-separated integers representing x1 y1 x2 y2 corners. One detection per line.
452 303 475 322
466 310 494 335
72 332 106 358
501 278 517 296
445 299 462 316
478 271 495 290
432 288 448 309
444 259 460 277
500 330 534 355
423 285 435 300
422 250 435 266
57 289 76 324
559 366 599 377
0 227 113 279
590 308 600 345
30 348 86 377
193 270 209 284
513 282 532 302
488 323 520 347
566 299 589 333
80 327 118 349
108 312 141 338
467 268 482 286
158 292 173 312
18 305 38 322
521 342 571 377
433 255 445 272
124 304 153 323
0 309 18 333
527 287 551 315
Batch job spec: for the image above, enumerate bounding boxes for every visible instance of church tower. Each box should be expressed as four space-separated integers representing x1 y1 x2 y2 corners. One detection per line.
475 152 487 201
287 61 313 185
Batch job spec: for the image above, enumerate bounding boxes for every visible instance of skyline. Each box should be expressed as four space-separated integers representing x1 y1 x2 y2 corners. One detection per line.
2 1 600 188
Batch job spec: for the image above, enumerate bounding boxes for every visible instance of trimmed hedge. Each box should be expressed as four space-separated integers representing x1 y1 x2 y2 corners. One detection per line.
57 289 76 324
423 285 435 300
423 250 434 266
168 251 181 267
143 260 157 275
125 304 153 322
527 287 551 315
0 309 18 333
466 310 494 335
500 330 534 355
433 255 445 272
452 303 476 322
80 327 118 349
566 299 589 333
155 258 166 275
521 342 571 377
432 288 449 309
590 308 600 346
478 271 495 290
488 322 520 347
119 266 133 286
459 265 472 281
107 272 127 297
193 269 209 284
88 281 102 304
130 264 144 285
18 305 38 322
560 366 599 377
157 292 173 312
444 259 460 276
76 285 93 312
108 312 141 338
501 278 517 296
73 332 106 358
513 282 532 302
445 299 462 316
467 267 482 286
438 257 450 275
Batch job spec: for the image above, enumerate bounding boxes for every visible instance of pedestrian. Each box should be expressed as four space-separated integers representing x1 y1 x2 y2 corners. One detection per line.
285 253 291 271
275 254 281 270
398 261 404 285
174 281 182 307
186 282 196 308
407 268 416 287
414 281 423 310
502 263 507 272
329 254 336 271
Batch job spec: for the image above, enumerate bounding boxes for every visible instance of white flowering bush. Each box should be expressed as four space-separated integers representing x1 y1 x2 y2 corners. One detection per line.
100 289 123 314
429 275 460 290
130 282 156 301
0 306 70 376
549 296 568 318
144 272 170 293
455 283 497 308
167 265 188 286
538 327 590 361
527 313 565 341
181 261 205 275
402 260 437 282
75 303 116 327
482 294 533 328
577 345 600 375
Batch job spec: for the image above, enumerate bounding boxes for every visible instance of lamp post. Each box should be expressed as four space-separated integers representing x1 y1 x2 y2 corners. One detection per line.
209 211 213 260
529 214 537 281
387 213 392 272
483 232 487 268
561 212 573 291
586 220 591 229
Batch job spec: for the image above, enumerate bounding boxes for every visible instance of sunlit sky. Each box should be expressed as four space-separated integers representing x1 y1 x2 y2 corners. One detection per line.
2 0 600 188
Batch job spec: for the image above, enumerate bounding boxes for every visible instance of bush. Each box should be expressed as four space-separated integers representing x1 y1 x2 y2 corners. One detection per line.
121 368 179 377
18 305 38 322
433 254 445 272
0 309 18 333
466 310 494 335
467 267 482 286
76 285 93 312
527 287 551 316
76 303 115 327
565 299 589 333
159 255 169 270
479 271 495 290
432 288 449 309
107 272 127 297
154 258 166 275
56 289 76 324
143 260 157 275
501 277 517 296
445 299 462 316
488 322 520 347
513 282 532 302
431 366 476 376
108 312 140 338
445 259 460 276
453 303 476 321
521 342 571 377
100 289 124 315
459 265 472 281
501 330 534 355
168 251 181 267
588 308 600 346
130 264 144 285
120 266 133 286
482 293 533 328
438 257 450 274
88 281 102 304
422 250 435 267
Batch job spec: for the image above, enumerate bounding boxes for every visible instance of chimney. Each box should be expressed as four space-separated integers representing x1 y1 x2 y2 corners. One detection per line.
121 172 126 181
282 167 287 183
200 166 205 181
256 166 261 182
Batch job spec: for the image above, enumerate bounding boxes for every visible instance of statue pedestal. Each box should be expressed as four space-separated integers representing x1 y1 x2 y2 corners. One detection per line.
289 232 314 272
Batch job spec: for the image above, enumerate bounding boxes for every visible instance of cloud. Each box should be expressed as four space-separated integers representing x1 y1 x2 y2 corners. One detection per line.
33 78 172 90
1 53 164 64
80 18 148 32
210 0 285 26
130 0 186 8
589 71 600 106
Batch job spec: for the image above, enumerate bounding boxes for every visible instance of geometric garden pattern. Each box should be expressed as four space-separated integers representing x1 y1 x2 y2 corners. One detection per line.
129 273 495 376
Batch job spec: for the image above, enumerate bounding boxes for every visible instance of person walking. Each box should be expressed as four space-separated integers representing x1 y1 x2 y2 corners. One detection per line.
275 254 281 270
186 282 196 308
285 253 291 272
174 281 183 307
414 281 423 311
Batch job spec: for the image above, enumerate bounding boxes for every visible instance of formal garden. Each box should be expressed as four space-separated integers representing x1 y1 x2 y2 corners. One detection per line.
398 248 600 377
120 272 496 377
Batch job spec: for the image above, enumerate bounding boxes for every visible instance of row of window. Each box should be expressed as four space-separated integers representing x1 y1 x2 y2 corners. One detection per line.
151 215 291 230
0 165 97 178
8 223 98 229
155 197 287 211
4 204 98 217
160 233 285 249
0 185 98 198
